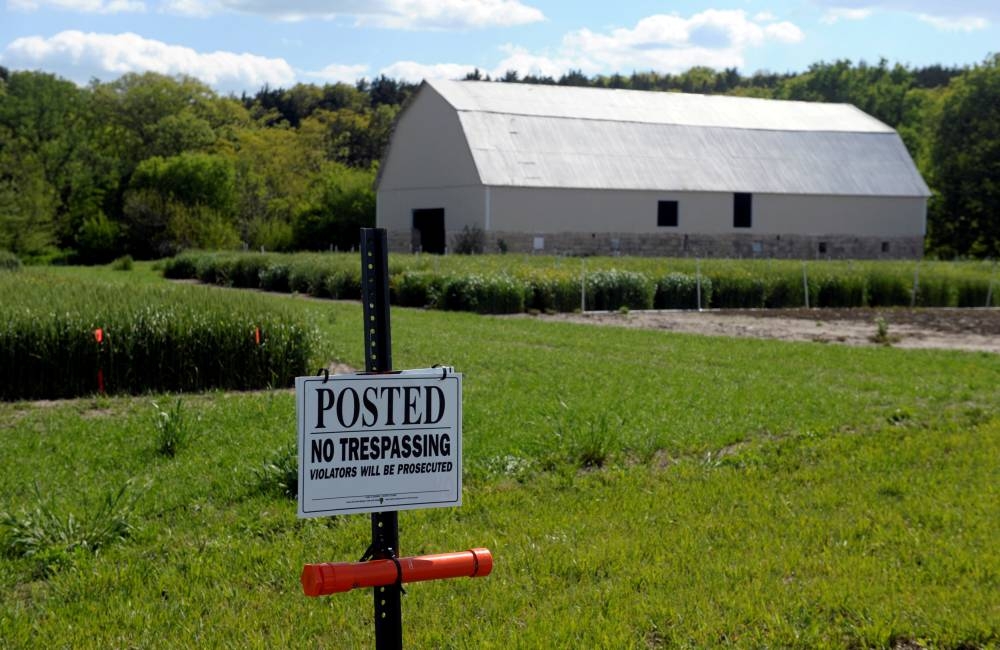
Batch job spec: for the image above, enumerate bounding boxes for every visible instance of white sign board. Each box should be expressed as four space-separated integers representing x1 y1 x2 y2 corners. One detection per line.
296 368 462 518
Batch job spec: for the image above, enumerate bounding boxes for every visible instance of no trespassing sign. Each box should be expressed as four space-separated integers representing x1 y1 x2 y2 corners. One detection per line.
296 368 462 518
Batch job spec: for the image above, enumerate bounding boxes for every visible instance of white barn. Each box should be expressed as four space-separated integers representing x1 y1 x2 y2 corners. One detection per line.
376 79 930 258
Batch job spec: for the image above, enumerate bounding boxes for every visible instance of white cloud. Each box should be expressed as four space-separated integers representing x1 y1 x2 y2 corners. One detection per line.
764 21 805 42
820 7 873 24
380 9 806 85
493 44 587 79
8 0 144 12
813 2 994 29
0 31 296 92
916 13 988 31
159 0 213 16
162 0 545 29
556 10 804 74
361 0 545 29
305 63 370 83
378 61 479 83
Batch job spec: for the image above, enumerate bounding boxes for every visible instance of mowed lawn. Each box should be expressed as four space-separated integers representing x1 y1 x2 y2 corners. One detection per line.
1 265 998 648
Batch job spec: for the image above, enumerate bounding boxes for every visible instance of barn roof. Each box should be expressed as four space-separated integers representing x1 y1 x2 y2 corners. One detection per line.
424 79 931 197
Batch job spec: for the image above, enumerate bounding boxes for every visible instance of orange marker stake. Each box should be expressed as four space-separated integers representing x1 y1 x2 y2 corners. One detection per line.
301 548 492 597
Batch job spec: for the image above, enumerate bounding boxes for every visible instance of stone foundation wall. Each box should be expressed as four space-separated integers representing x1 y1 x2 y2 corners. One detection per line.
389 229 924 259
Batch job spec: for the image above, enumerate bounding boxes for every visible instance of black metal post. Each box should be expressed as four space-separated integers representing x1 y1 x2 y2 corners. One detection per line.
360 228 402 649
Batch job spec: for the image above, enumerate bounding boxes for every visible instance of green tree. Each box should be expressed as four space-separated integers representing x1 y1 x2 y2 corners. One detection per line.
124 152 237 256
0 70 116 254
926 55 1000 258
292 163 375 250
0 136 57 257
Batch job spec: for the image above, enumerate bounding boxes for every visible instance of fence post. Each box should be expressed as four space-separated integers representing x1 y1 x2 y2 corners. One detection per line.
580 258 586 313
911 261 921 308
696 258 702 311
360 228 402 650
988 260 997 308
802 261 810 309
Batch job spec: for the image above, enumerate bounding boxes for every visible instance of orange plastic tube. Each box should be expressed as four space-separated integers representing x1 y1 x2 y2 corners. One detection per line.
301 548 492 597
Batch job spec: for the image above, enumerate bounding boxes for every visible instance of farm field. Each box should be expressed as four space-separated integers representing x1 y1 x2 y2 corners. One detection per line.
1 264 999 648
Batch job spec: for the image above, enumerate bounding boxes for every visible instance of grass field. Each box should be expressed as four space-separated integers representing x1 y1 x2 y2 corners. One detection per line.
1 264 998 648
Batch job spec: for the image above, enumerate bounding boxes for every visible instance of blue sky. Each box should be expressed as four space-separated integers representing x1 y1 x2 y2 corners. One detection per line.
1 1 997 94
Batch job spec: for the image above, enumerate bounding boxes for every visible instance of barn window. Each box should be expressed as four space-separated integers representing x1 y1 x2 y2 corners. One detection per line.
657 201 678 227
881 241 890 253
818 242 828 254
733 193 752 228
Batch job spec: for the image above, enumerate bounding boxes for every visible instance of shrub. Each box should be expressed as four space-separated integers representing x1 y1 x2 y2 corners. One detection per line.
762 271 805 308
814 272 867 307
259 263 291 293
524 273 581 312
323 268 362 300
867 270 911 306
287 259 328 296
393 271 445 308
915 274 955 307
161 252 202 279
585 270 653 311
111 255 134 271
441 274 526 314
954 278 994 307
0 250 22 272
228 255 273 289
655 273 712 309
708 272 767 309
452 226 485 255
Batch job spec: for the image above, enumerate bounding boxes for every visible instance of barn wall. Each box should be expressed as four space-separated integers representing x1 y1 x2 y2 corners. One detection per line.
488 187 925 237
378 179 926 258
378 187 485 252
377 86 480 192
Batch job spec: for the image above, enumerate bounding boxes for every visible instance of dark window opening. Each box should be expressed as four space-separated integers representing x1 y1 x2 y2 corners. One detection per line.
657 200 678 227
733 193 752 228
818 242 828 254
412 208 445 254
881 241 890 253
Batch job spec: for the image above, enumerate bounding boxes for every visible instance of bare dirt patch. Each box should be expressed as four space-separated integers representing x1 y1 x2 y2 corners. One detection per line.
524 308 1000 354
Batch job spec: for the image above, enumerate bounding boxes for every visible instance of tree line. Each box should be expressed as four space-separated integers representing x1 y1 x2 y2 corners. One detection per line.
0 55 997 261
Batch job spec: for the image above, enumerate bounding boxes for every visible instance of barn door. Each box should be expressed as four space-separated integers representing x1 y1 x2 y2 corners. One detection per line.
413 208 446 254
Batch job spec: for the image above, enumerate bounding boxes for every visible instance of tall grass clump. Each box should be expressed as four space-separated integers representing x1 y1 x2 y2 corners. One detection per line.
0 270 314 400
0 481 142 573
254 443 299 498
152 399 190 457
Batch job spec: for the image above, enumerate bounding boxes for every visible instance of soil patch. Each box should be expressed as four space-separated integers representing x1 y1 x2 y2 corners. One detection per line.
519 308 1000 354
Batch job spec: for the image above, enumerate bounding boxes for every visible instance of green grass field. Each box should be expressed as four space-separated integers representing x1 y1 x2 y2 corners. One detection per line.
1 264 998 648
